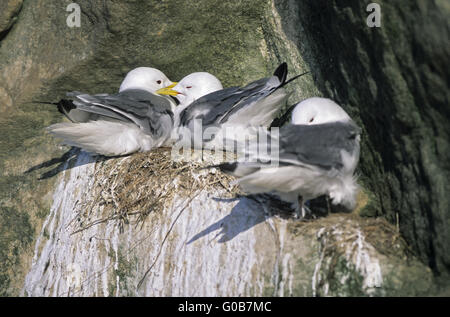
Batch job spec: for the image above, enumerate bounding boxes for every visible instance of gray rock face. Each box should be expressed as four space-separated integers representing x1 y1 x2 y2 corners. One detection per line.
0 0 22 39
0 0 448 295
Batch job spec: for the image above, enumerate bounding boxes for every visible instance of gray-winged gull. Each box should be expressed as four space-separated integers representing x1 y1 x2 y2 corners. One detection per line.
212 97 361 218
157 63 308 152
46 67 178 156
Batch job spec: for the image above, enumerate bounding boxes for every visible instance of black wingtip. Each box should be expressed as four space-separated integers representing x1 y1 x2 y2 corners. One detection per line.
56 99 76 114
273 62 288 84
279 70 310 88
31 99 77 118
269 103 297 128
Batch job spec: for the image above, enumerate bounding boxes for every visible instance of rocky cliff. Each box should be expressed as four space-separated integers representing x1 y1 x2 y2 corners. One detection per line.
0 0 448 296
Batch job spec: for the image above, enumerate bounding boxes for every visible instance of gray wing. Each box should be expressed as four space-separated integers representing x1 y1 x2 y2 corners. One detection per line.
179 76 281 127
215 121 361 177
275 121 362 170
67 89 174 136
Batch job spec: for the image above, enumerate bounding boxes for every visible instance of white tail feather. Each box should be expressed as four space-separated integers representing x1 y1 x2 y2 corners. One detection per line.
47 121 156 156
328 173 360 210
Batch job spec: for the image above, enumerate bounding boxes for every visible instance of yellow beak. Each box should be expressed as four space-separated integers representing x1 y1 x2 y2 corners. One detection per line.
156 82 179 96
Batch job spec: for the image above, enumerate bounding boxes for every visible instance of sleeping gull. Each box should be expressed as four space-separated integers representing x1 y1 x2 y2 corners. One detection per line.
156 63 308 152
46 67 178 156
212 97 361 218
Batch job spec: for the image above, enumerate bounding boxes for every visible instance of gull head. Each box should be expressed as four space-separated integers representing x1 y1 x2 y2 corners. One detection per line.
291 97 352 125
156 72 223 105
119 67 176 94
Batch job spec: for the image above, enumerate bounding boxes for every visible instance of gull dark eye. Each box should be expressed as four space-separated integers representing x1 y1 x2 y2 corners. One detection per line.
156 80 162 84
309 117 314 123
186 86 192 89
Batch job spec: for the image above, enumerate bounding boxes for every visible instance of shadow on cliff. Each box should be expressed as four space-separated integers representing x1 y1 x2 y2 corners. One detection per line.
187 197 269 244
24 147 119 180
186 194 329 244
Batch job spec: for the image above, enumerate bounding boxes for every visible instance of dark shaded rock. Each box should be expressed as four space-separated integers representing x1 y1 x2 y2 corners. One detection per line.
274 0 450 278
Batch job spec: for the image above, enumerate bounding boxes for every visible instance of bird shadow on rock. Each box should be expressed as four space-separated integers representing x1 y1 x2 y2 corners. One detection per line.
186 196 268 244
187 193 334 244
24 147 121 180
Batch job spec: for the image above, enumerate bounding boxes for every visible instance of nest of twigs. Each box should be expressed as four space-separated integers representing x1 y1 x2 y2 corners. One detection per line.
71 148 239 234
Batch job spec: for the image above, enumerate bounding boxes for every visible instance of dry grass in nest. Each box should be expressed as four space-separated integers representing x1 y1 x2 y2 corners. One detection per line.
71 148 239 235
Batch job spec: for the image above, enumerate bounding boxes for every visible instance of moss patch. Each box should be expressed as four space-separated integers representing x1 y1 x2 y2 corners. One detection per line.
0 206 33 296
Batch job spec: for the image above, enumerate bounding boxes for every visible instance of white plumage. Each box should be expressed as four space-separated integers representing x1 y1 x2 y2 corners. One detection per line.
47 67 176 156
156 63 296 152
